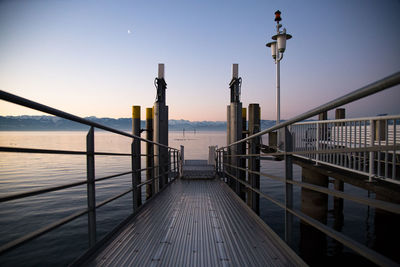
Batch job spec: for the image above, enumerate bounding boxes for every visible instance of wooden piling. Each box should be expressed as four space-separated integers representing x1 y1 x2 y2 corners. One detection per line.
226 105 232 188
154 64 169 191
238 108 247 201
300 166 328 264
132 106 142 207
334 108 345 227
146 107 154 199
247 104 260 214
230 102 242 195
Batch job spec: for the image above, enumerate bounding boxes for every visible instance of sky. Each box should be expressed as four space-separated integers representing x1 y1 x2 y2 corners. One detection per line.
0 0 399 121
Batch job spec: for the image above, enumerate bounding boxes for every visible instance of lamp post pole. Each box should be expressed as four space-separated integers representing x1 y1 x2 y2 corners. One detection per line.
266 10 292 127
276 54 280 125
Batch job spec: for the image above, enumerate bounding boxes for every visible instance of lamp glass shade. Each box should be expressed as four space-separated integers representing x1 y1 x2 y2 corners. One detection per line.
277 34 286 53
270 42 277 58
266 41 277 59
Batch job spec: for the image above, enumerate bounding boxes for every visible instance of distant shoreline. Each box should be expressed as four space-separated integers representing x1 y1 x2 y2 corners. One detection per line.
0 129 227 132
0 115 278 132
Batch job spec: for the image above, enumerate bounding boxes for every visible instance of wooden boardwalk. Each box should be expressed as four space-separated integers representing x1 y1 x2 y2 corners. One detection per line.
77 176 305 266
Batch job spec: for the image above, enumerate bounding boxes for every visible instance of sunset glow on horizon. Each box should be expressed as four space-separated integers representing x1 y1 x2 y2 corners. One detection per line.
1 0 399 121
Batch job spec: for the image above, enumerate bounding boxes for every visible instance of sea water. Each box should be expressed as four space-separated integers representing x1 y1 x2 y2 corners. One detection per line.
0 131 394 266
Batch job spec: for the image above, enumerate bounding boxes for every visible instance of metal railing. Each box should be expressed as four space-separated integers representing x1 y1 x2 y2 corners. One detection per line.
291 115 399 183
0 90 181 258
216 71 400 266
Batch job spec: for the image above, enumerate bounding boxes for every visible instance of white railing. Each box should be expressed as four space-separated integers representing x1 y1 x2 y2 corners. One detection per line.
291 115 400 183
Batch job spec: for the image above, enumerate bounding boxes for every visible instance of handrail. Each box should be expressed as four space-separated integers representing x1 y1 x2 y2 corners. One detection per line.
0 89 182 259
216 71 400 266
293 114 400 125
0 90 178 151
219 71 400 149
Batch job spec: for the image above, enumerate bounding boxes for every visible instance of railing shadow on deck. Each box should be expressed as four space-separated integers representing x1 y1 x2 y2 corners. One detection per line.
0 90 181 262
216 71 400 266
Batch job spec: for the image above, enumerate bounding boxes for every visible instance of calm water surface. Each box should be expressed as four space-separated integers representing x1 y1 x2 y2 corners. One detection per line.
0 131 397 266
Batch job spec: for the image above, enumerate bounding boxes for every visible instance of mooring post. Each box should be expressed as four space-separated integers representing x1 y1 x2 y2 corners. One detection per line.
230 102 242 195
238 108 247 200
226 105 232 187
86 126 96 247
334 108 344 233
284 126 293 245
300 166 328 263
146 107 154 199
247 104 260 214
132 106 142 207
229 64 243 197
154 64 169 191
300 110 330 261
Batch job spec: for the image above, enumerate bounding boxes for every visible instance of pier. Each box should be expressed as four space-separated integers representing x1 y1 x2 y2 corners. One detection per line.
76 178 304 266
0 65 400 266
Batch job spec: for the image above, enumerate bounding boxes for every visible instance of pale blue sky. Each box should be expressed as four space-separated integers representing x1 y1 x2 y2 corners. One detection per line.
0 0 399 121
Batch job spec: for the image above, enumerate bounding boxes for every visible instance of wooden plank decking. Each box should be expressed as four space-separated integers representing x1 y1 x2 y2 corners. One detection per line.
78 178 305 266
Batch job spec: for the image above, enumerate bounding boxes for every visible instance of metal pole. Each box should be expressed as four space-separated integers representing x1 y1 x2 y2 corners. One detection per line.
276 60 280 125
86 127 96 247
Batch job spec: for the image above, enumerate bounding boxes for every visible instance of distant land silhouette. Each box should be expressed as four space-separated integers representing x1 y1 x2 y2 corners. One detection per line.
0 116 279 131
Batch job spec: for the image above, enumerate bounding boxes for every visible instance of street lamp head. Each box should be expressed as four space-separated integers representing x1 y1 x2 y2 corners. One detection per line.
274 10 282 23
266 41 277 59
272 31 292 53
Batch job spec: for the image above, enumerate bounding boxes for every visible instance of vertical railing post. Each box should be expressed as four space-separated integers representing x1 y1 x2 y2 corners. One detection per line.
146 107 154 199
86 126 96 247
172 150 176 178
131 142 138 210
223 150 227 182
369 119 375 182
132 106 141 208
176 150 178 177
284 126 293 245
247 104 260 215
315 122 320 164
216 150 220 174
180 145 184 178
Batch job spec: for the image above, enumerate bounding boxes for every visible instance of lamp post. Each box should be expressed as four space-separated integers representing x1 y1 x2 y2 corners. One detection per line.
266 10 292 126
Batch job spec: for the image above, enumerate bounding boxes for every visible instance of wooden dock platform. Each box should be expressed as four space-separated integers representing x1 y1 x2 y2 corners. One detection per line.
78 178 305 266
